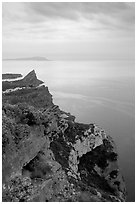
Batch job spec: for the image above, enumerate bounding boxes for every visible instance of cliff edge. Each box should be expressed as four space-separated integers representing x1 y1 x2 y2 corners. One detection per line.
2 70 126 202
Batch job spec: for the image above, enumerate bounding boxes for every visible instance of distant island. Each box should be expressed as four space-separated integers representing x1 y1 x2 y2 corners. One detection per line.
3 56 50 61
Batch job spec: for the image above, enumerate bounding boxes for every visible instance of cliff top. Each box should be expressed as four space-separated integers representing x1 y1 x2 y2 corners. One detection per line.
2 73 23 80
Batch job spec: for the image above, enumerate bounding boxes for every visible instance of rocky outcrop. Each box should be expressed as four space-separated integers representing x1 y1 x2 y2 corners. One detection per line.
2 70 43 91
2 70 126 202
20 70 43 86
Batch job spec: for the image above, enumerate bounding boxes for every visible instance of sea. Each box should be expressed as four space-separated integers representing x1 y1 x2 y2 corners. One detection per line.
2 60 135 201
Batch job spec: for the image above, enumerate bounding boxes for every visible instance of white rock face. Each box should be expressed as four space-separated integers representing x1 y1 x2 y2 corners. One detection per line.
68 125 106 178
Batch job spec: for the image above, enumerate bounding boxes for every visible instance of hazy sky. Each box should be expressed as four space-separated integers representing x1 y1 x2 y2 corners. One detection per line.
2 2 135 60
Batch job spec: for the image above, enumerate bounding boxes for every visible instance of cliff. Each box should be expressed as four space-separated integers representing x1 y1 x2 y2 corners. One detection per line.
2 70 126 202
2 70 43 91
2 73 23 80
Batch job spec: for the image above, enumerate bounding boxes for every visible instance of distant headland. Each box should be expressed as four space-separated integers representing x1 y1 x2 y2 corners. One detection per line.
3 56 50 61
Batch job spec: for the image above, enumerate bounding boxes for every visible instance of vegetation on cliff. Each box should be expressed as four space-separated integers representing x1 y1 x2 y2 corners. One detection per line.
2 70 126 202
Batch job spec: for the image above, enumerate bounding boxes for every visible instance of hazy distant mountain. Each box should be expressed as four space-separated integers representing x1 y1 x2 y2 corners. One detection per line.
3 56 50 61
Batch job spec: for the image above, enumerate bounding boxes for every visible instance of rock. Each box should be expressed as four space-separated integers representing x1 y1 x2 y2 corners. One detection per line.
21 70 43 87
2 70 43 91
2 70 126 202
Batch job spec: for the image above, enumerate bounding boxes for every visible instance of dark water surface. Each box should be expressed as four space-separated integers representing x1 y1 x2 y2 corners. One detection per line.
2 60 135 201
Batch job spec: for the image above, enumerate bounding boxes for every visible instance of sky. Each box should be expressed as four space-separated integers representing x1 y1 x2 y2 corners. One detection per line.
2 2 135 60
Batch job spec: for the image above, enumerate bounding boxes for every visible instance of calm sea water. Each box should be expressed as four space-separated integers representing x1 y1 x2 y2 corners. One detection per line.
2 60 135 201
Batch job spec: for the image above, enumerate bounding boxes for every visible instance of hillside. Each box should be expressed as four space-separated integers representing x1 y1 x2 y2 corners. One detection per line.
2 70 126 202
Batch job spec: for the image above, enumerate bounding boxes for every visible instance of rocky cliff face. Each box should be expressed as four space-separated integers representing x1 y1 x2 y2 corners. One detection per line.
2 70 126 202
